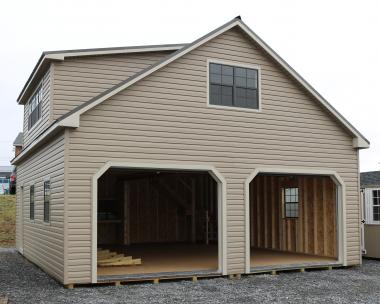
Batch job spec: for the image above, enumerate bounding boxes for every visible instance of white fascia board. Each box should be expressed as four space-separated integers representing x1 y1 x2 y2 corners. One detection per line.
54 45 184 59
58 115 80 128
353 137 370 149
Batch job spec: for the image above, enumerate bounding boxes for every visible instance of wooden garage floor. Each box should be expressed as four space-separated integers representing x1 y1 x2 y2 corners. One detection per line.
251 248 337 267
97 243 219 276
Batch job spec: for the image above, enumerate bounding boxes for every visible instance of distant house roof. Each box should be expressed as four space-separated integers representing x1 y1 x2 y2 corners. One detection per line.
13 132 23 146
0 166 14 177
361 171 380 188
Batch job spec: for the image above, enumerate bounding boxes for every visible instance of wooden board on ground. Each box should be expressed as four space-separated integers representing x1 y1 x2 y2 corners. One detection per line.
98 254 126 263
0 296 8 304
98 252 119 259
99 258 142 267
98 255 132 264
97 249 142 267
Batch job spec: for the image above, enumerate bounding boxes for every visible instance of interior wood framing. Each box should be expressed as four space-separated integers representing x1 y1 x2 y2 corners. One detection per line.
97 169 219 276
250 174 338 263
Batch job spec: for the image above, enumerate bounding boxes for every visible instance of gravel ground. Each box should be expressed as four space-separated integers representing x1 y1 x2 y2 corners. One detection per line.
1 249 380 304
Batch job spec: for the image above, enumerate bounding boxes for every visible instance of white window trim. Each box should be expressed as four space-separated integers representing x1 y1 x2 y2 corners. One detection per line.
206 58 262 113
364 188 380 225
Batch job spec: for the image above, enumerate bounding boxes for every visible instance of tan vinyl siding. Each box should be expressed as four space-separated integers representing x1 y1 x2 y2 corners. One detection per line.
15 132 65 282
52 51 173 120
23 66 52 147
65 27 360 283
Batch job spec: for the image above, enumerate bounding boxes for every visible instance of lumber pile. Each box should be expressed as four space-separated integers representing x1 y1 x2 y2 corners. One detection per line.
97 249 142 267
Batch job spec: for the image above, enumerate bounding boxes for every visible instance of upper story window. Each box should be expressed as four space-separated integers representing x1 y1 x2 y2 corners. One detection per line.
28 85 43 130
209 62 259 110
373 190 380 222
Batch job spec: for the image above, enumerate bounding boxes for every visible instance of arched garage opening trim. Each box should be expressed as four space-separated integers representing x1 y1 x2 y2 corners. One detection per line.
91 161 227 283
244 167 346 274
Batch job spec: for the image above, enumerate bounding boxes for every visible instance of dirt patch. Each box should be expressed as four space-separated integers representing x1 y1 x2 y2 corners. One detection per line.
0 195 16 247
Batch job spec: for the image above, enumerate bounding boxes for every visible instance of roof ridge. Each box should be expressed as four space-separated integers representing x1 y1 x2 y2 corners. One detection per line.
43 43 187 56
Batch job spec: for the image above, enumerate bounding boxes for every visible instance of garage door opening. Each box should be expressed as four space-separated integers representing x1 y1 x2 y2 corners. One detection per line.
249 173 339 270
96 168 219 279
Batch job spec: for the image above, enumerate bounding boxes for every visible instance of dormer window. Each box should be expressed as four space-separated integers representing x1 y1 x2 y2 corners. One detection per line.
28 85 43 130
209 62 260 110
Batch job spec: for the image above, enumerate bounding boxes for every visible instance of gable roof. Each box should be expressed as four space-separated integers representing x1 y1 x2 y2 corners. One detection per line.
361 171 380 188
12 17 370 165
57 16 369 148
13 132 23 146
17 43 185 105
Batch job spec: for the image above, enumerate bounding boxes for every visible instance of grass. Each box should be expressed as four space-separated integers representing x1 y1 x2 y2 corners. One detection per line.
0 195 16 247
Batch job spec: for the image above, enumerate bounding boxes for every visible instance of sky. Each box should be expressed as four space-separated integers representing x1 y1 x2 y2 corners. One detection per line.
0 0 379 172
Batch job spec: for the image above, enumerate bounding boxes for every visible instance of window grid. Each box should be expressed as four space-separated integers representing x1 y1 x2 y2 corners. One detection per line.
30 185 35 220
373 190 380 222
284 187 299 218
209 63 259 109
44 181 51 223
28 85 43 130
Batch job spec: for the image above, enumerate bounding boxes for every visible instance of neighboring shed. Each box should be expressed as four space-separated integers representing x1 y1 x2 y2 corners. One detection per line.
361 171 380 258
0 166 14 195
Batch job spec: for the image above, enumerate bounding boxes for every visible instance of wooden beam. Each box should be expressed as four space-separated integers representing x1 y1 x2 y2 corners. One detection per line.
98 255 131 263
322 178 328 256
191 178 196 243
99 258 142 267
123 182 131 246
313 177 318 255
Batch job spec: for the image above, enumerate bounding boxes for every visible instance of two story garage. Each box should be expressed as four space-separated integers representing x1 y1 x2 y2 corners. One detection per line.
12 17 369 287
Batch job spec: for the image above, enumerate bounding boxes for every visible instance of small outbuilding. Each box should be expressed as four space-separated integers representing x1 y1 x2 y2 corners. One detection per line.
361 171 380 258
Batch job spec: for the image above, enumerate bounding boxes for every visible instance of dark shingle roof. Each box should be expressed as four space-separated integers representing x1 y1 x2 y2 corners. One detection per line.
13 132 23 146
361 171 380 188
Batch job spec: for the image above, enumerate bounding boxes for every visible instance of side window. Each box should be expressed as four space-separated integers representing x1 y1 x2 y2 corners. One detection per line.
284 187 299 218
28 85 43 130
373 190 380 222
30 185 35 220
44 181 51 223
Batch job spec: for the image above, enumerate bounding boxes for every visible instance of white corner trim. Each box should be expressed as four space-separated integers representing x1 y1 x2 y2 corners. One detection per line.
90 161 228 283
45 54 65 61
58 115 80 128
353 138 369 149
244 166 347 274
